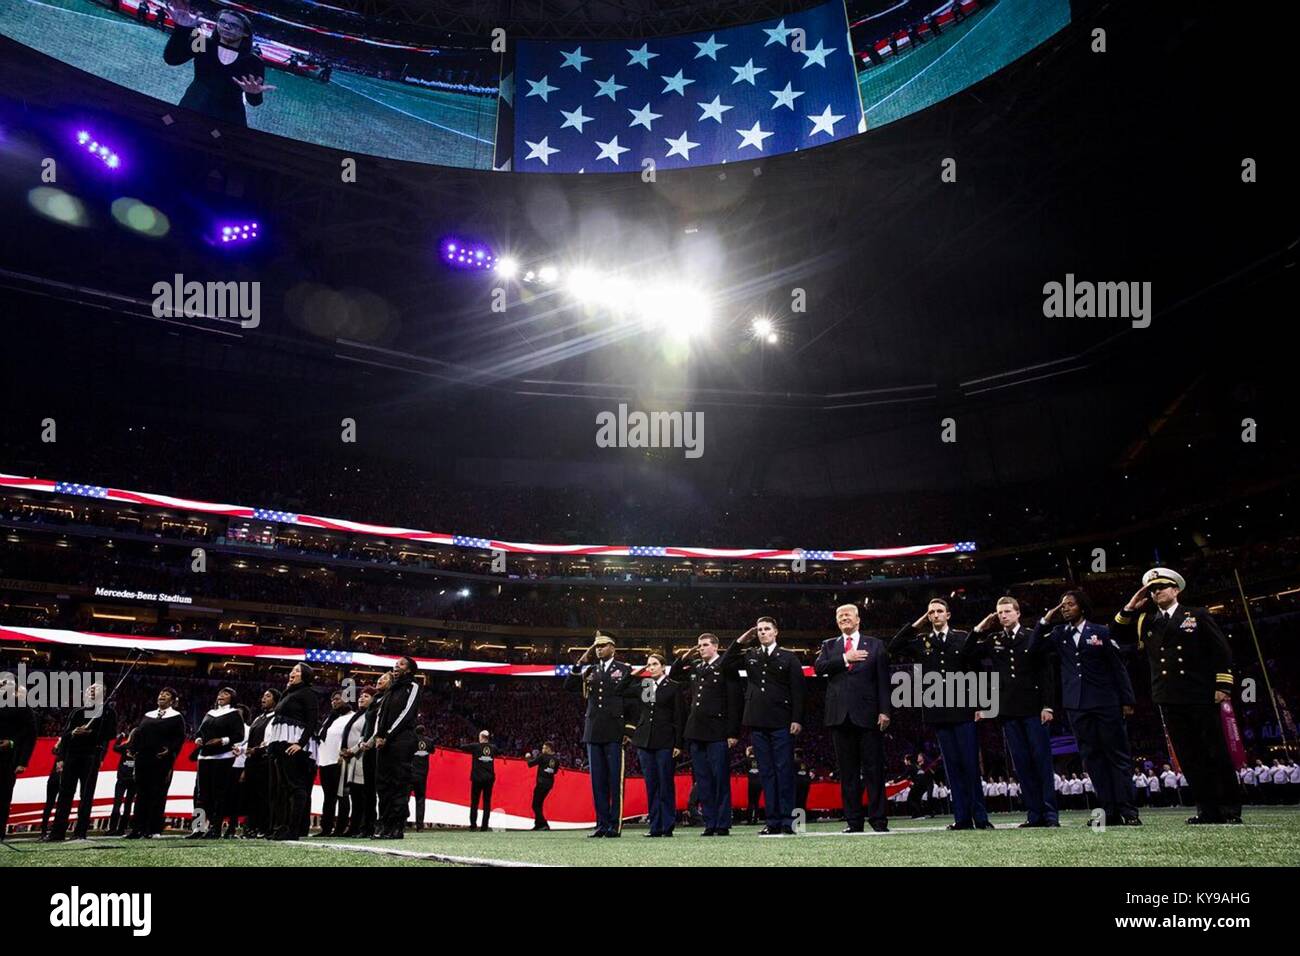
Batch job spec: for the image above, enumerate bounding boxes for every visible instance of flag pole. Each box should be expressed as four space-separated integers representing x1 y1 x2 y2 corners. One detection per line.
1233 568 1294 757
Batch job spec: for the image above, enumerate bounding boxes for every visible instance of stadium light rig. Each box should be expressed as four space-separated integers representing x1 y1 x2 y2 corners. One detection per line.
217 220 260 244
441 238 499 271
75 130 121 169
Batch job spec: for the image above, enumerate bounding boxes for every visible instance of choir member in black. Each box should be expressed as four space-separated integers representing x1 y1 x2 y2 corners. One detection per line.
125 688 186 839
970 597 1059 827
190 686 245 839
47 682 117 842
464 730 499 831
315 690 353 837
889 600 989 830
374 657 421 839
563 632 637 838
671 633 742 837
162 0 274 128
1028 590 1140 826
240 688 278 839
818 604 893 832
338 683 376 837
41 746 62 836
526 741 561 830
1112 567 1241 824
907 753 932 819
794 751 812 817
0 672 37 839
722 618 807 834
410 726 432 831
743 747 762 824
108 730 136 836
266 664 321 841
630 653 683 837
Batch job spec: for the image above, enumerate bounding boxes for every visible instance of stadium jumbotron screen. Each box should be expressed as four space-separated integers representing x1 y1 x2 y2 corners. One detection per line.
0 0 1069 170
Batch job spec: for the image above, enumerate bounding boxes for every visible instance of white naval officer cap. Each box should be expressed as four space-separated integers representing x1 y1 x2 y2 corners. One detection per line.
1141 567 1186 591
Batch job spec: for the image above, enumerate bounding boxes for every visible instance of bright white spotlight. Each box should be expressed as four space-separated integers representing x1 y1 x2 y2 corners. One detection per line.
458 587 471 597
639 283 711 340
566 268 599 302
538 264 559 284
495 256 519 278
766 332 778 344
752 317 773 337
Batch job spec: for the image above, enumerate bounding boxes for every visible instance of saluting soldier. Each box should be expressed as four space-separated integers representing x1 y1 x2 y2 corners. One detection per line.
722 618 806 835
889 599 990 830
1112 568 1241 824
563 631 636 838
1028 590 1140 826
670 633 742 837
970 597 1059 828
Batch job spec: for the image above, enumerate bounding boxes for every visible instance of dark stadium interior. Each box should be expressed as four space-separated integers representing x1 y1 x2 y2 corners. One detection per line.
0 0 1297 870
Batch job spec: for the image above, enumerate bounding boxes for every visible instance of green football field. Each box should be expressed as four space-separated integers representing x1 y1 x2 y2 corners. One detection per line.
0 0 498 167
858 0 1071 130
6 807 1299 867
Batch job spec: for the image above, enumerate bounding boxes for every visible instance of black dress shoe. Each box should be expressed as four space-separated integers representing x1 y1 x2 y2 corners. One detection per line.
1017 821 1039 828
714 828 730 836
1223 815 1244 824
841 825 863 833
975 821 995 830
661 832 674 838
1121 816 1142 826
587 831 606 838
644 832 661 838
946 822 974 831
871 823 889 833
605 831 621 838
781 826 795 835
479 824 490 832
701 829 716 837
757 826 779 836
1042 821 1061 827
124 831 143 840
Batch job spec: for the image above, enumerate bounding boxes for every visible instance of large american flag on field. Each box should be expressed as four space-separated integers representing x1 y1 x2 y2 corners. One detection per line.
512 0 864 173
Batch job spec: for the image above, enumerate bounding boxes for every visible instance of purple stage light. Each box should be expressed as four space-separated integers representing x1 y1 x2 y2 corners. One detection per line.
216 220 260 245
75 130 121 169
441 237 498 272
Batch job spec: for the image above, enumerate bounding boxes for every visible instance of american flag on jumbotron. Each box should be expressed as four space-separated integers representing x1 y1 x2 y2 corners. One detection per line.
512 0 863 173
306 648 354 665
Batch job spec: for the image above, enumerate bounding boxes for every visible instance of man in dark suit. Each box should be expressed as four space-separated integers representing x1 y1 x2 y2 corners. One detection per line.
0 672 38 840
723 617 806 835
1028 589 1140 826
670 633 742 836
563 631 636 837
889 599 990 830
629 653 684 837
970 596 1059 828
816 603 893 833
1112 567 1240 824
47 682 117 842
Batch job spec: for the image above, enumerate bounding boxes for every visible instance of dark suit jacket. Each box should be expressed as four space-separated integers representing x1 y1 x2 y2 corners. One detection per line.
814 634 892 729
564 657 637 744
721 640 806 728
968 623 1055 718
1027 619 1135 713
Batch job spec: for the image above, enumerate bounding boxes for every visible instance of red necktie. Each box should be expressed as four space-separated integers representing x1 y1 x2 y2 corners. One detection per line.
846 635 855 670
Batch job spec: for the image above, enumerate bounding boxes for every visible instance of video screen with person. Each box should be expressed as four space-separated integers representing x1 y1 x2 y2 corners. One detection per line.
0 0 500 167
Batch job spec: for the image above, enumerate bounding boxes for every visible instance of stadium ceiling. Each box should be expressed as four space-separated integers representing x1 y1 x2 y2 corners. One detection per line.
333 0 820 39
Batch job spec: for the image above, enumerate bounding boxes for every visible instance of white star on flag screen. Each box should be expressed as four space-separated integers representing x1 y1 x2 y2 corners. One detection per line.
512 0 864 173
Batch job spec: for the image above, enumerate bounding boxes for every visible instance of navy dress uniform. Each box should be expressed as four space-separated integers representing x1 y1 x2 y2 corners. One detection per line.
629 674 684 837
815 631 892 831
563 635 636 837
888 625 989 829
1028 616 1139 825
970 623 1059 826
670 649 742 835
1111 568 1241 823
722 638 806 832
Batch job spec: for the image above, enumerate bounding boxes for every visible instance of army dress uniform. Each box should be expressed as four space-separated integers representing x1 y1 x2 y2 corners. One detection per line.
969 622 1059 826
670 653 741 835
888 625 989 829
563 644 636 837
629 674 684 836
722 639 806 832
1111 568 1240 823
